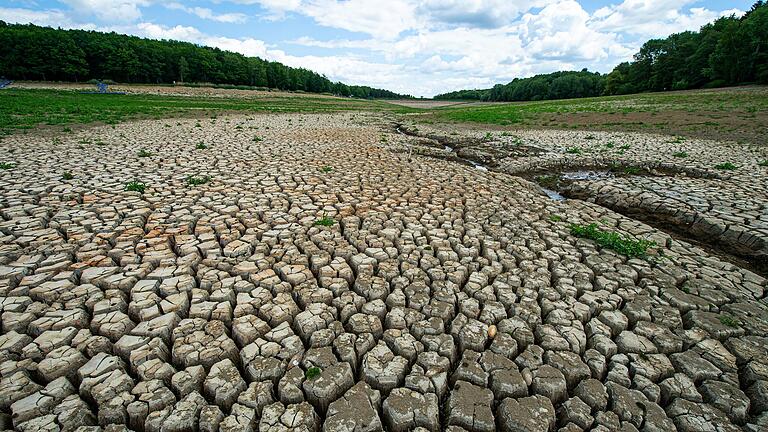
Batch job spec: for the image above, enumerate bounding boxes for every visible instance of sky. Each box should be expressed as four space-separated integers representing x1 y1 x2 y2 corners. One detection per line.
0 0 753 97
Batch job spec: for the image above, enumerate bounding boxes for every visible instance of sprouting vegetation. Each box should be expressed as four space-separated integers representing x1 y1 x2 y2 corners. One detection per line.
0 162 16 169
253 136 264 143
714 162 738 170
62 172 74 180
305 367 322 380
719 315 740 328
187 175 211 186
673 151 688 158
125 181 146 193
565 147 582 154
570 223 656 258
138 149 153 157
196 142 208 150
314 216 335 227
320 166 333 173
758 160 768 167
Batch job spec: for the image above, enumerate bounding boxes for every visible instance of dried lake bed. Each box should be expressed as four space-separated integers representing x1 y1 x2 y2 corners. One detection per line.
0 110 767 431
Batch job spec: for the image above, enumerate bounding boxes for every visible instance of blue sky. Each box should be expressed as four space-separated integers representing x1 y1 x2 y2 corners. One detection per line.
0 0 752 96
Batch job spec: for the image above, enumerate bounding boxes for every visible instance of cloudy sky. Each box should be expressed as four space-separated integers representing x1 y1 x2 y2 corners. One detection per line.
0 0 751 96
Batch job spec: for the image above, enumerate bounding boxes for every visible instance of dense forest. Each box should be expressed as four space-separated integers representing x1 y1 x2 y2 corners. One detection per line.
435 1 768 101
0 22 411 99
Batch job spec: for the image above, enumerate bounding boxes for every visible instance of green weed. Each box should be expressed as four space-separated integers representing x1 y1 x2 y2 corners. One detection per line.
673 151 688 158
305 367 321 380
125 181 146 193
62 172 74 180
314 216 335 227
714 162 737 170
719 315 740 328
565 147 582 154
196 142 208 150
186 175 211 186
320 166 333 173
0 162 17 169
138 149 153 157
569 223 656 257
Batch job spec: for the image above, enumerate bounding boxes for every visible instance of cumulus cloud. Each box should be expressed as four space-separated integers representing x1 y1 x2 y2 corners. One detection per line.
166 3 247 24
59 0 151 22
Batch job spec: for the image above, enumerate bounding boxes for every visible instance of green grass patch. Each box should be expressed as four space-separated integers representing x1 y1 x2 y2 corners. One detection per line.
138 149 153 157
672 151 688 158
314 216 335 227
565 147 582 154
570 223 656 257
0 162 17 169
714 162 737 170
62 172 74 180
305 367 321 380
320 166 333 173
196 142 208 150
125 181 146 193
187 175 211 186
0 88 414 135
758 160 768 167
719 315 740 328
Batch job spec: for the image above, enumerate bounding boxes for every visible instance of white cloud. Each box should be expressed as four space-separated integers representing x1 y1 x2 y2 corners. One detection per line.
0 7 78 27
591 0 740 38
166 3 247 23
59 0 151 22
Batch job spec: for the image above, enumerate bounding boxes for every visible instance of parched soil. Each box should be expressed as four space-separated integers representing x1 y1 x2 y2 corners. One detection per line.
0 111 767 432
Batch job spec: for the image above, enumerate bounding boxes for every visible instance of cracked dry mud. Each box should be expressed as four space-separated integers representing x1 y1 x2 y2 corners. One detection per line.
0 111 767 432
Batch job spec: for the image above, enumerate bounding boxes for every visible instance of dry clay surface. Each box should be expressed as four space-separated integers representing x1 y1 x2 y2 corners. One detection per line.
0 112 767 432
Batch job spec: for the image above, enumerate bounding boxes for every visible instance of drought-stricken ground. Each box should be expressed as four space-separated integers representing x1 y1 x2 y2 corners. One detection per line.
0 111 767 432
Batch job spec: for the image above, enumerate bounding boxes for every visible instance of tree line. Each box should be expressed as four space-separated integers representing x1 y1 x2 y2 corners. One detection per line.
435 1 767 101
0 21 412 99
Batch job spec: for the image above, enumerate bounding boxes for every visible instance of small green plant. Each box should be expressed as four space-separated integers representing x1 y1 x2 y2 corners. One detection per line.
584 134 596 140
605 142 615 149
138 149 153 157
673 151 688 158
314 216 335 227
569 223 656 258
305 367 321 380
483 132 494 141
619 144 631 150
196 142 208 150
125 181 146 193
565 147 582 154
321 166 333 173
0 162 17 169
62 172 74 180
63 126 72 133
253 136 264 143
187 175 211 186
758 160 768 167
549 215 563 222
719 315 740 328
621 165 641 175
714 162 737 170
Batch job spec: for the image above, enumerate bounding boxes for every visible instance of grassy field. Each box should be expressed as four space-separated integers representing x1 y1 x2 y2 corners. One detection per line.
0 88 414 136
2 86 766 145
418 87 768 145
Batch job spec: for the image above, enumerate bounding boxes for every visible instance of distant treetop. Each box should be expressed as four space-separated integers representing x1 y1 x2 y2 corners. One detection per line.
0 22 413 99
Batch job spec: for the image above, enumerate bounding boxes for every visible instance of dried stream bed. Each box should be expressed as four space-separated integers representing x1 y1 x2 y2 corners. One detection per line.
0 112 766 432
396 124 768 277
